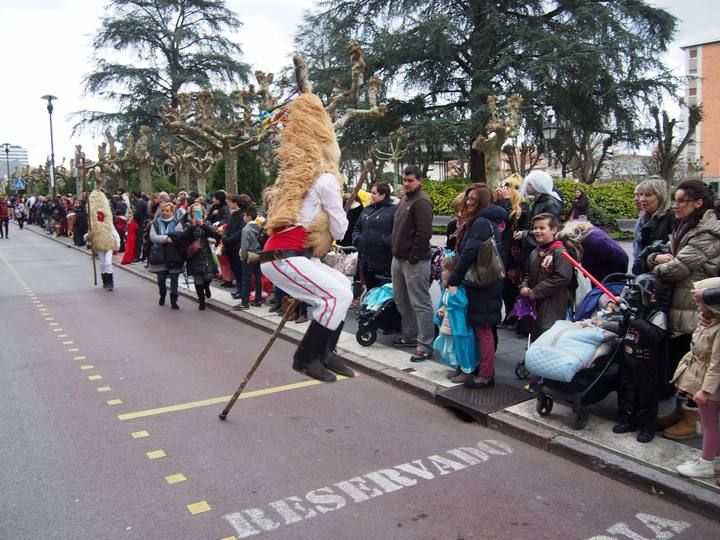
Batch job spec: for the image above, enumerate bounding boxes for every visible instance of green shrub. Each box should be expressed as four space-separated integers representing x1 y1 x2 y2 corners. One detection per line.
423 179 472 215
556 179 637 227
152 177 177 194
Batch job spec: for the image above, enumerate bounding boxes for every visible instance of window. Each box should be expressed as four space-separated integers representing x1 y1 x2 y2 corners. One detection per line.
689 48 698 59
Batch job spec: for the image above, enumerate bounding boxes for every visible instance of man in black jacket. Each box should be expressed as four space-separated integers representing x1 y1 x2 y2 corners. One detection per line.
223 194 247 300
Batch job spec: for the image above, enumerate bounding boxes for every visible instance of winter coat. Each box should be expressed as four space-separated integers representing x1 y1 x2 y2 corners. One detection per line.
433 285 478 374
0 201 8 219
148 218 185 274
352 197 396 274
672 317 720 401
222 210 245 251
208 203 230 226
182 221 218 279
632 210 674 262
496 200 530 283
133 198 148 225
581 227 629 283
240 221 262 262
521 240 574 333
704 288 720 305
341 203 364 247
648 210 720 336
569 194 589 220
391 188 433 262
447 204 507 328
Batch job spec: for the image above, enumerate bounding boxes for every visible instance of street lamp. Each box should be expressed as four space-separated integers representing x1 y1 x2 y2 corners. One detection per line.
1 143 10 192
41 94 58 197
541 107 558 170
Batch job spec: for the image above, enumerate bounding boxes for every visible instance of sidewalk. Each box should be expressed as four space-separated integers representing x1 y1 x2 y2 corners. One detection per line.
28 225 720 520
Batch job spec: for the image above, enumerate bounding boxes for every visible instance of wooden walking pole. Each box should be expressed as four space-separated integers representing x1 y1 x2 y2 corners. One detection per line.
218 299 299 420
85 186 98 287
344 158 374 212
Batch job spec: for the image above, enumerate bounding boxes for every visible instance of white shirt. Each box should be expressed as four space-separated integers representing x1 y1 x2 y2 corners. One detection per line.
297 173 348 240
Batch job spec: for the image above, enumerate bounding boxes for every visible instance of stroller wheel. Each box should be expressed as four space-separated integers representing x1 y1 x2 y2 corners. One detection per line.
536 394 553 417
573 408 590 430
515 361 530 379
356 326 377 347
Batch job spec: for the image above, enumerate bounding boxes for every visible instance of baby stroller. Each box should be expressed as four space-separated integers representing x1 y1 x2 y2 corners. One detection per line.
527 273 635 429
355 282 403 346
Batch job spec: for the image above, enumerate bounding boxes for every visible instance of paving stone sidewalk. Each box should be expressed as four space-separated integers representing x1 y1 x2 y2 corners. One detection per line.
29 225 720 519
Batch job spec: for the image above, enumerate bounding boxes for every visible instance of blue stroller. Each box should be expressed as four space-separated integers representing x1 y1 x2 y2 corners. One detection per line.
355 283 403 346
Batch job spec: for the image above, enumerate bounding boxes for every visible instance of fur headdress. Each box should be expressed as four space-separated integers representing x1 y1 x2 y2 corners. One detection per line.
265 91 343 256
89 167 116 252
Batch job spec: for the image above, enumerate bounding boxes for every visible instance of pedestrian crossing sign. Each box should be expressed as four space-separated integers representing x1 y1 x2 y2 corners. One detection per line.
14 178 26 190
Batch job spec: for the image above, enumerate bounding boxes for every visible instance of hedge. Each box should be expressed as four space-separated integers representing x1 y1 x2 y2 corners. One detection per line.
421 177 637 227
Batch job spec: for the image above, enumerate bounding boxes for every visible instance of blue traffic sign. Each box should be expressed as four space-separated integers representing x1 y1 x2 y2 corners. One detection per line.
14 178 26 190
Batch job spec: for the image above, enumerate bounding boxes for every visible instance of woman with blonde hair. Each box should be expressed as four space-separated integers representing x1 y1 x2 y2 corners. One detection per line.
495 174 530 326
148 201 184 308
632 176 673 267
557 220 628 283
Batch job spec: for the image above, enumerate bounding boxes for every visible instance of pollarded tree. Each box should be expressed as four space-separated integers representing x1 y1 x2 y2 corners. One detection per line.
76 0 249 136
298 0 677 182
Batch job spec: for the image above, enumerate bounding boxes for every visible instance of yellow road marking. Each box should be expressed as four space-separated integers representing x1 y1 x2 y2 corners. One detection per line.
49 322 58 326
117 379 343 421
88 375 102 381
165 473 186 485
131 430 149 439
220 537 237 540
74 356 87 360
68 348 79 352
80 365 94 370
44 317 54 321
186 501 211 515
147 450 166 460
52 329 63 332
107 399 123 406
62 341 73 345
97 386 111 392
57 334 68 338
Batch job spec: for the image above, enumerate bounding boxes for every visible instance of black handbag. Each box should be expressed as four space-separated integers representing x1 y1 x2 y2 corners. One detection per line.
463 224 505 287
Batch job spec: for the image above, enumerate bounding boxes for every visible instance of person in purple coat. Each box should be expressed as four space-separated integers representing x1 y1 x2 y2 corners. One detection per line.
558 220 629 283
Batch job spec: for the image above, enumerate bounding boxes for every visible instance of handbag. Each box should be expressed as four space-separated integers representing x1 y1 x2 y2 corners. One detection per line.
186 239 201 259
463 222 505 287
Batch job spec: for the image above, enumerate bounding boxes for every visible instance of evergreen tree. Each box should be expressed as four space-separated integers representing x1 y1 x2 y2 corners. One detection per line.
76 0 249 137
298 0 676 182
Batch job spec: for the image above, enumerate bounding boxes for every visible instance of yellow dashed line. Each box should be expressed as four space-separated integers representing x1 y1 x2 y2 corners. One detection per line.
131 430 149 439
74 356 87 360
62 341 73 345
52 329 63 332
106 399 123 406
80 365 94 370
146 450 166 460
49 322 58 326
88 375 102 381
57 334 68 338
68 348 79 352
186 501 211 515
97 386 111 393
220 537 237 540
44 317 54 321
165 473 187 485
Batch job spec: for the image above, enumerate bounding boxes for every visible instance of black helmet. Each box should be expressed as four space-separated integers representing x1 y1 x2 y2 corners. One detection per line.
629 273 672 311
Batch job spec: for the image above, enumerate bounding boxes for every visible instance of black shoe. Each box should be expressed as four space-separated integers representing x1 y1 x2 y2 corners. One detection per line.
636 430 655 443
268 303 282 313
410 349 432 362
612 422 636 434
231 292 242 299
464 376 495 389
158 294 166 306
393 337 418 348
232 303 249 311
446 366 462 380
204 285 212 299
220 281 234 288
251 301 263 307
292 356 337 383
170 294 179 310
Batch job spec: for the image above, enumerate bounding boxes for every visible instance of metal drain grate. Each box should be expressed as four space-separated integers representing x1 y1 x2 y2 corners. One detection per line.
435 383 533 425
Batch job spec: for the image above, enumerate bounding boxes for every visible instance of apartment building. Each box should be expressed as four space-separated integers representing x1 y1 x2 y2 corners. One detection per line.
683 39 720 192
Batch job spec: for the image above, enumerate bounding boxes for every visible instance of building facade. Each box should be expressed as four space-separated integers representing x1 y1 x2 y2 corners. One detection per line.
2 144 29 178
683 39 720 192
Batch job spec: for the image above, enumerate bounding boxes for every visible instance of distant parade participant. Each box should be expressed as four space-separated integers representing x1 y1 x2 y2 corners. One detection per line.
88 168 120 291
0 195 10 239
261 74 354 383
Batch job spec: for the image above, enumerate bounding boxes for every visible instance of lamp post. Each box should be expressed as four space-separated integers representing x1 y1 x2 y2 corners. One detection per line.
41 94 58 197
1 143 10 193
541 106 558 171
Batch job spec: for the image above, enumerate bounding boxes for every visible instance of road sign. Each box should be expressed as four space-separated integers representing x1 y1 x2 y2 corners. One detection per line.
14 178 26 190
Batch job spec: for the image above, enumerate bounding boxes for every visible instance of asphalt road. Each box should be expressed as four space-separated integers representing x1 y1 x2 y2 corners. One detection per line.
1 224 716 540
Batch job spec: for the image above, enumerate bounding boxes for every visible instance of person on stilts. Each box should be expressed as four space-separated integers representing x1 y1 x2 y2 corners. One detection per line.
260 60 354 383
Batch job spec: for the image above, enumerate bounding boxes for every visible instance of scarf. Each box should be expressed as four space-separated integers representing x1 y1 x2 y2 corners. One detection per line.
158 217 176 236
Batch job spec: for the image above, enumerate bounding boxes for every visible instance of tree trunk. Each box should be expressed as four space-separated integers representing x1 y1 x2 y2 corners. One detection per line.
139 164 152 194
470 146 486 183
485 149 500 190
178 168 191 191
116 173 129 192
196 175 207 196
223 146 238 194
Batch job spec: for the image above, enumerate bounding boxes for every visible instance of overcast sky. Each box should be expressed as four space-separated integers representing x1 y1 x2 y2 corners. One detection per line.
0 0 717 170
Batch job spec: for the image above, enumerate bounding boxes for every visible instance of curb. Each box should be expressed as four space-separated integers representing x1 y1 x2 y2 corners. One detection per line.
27 225 720 519
488 410 720 521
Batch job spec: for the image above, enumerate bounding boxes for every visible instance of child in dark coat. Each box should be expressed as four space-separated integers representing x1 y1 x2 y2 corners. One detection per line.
519 213 574 340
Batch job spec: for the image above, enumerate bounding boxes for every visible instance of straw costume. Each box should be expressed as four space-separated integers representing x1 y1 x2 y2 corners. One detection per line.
88 168 120 290
261 62 354 383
